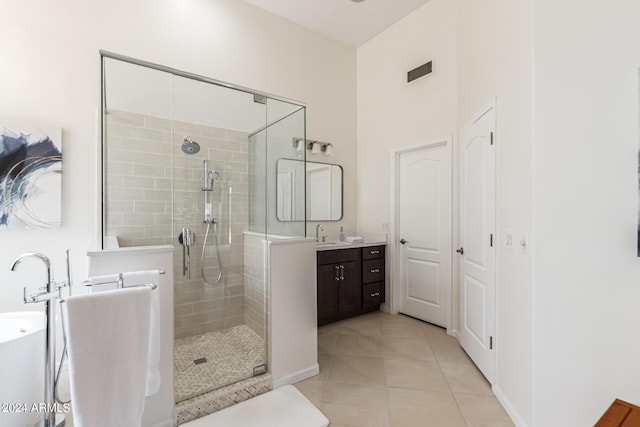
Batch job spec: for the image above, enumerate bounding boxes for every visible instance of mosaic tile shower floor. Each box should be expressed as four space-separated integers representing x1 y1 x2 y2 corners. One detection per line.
174 325 266 402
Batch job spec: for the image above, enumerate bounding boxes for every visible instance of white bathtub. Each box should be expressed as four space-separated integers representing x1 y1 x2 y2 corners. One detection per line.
0 311 45 427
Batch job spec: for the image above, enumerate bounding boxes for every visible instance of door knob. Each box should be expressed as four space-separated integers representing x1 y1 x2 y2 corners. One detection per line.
456 247 464 255
400 239 407 245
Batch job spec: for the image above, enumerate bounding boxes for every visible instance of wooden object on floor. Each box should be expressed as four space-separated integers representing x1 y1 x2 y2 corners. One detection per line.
595 399 640 426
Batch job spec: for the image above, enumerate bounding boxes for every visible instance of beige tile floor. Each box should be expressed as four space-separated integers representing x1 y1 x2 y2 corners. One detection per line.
294 311 514 427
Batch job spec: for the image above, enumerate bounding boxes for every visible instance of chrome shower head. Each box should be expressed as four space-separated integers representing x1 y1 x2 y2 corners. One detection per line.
182 136 201 154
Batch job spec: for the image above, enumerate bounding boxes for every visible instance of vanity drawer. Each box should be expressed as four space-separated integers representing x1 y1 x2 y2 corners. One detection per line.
317 248 360 265
363 282 383 308
362 258 384 284
362 245 385 260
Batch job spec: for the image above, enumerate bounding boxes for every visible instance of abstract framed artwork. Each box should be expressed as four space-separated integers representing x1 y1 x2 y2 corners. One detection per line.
0 118 62 229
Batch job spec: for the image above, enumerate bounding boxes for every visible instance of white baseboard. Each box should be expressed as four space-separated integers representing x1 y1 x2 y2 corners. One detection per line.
272 364 320 389
492 385 528 427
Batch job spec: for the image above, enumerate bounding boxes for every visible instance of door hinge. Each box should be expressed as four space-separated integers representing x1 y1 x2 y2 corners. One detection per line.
490 132 494 145
490 336 493 350
490 234 493 247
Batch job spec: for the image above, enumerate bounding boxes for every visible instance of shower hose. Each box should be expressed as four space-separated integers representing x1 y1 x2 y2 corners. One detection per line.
201 220 223 285
56 301 70 405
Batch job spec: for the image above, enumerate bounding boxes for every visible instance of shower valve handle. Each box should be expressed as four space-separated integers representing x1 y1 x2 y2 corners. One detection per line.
179 228 195 279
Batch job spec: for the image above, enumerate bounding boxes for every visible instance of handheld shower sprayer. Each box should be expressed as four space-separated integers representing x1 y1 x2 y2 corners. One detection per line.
201 159 223 285
202 160 220 192
202 160 219 224
210 170 220 186
203 160 210 190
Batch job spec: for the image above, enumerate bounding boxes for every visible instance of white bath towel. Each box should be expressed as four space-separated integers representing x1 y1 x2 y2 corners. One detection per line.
346 236 364 243
122 270 161 396
64 287 151 427
85 273 121 292
85 270 162 396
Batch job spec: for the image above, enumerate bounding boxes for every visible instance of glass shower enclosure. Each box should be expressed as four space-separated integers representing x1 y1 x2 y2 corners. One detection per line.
100 51 306 404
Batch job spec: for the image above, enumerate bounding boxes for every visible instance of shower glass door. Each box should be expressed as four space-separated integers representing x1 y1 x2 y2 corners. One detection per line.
171 76 269 402
101 53 306 405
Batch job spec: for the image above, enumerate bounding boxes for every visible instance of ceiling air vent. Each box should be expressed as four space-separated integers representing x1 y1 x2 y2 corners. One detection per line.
407 61 433 83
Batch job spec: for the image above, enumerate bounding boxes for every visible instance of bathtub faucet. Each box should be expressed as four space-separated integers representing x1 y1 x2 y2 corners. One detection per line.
11 251 72 304
10 250 70 427
11 252 59 304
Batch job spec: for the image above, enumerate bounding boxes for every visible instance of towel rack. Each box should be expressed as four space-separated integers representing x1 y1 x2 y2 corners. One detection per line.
81 270 165 290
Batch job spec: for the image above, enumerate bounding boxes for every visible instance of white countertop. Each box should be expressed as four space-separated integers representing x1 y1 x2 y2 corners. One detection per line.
315 240 386 251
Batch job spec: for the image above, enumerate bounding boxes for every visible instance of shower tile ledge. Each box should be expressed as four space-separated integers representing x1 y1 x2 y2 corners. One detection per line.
175 373 272 425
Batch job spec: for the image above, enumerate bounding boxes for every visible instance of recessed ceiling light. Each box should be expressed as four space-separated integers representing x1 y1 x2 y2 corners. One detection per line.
351 0 366 3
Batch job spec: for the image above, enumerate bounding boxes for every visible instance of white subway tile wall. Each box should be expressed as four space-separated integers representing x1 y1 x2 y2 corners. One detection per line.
243 233 268 341
105 110 266 340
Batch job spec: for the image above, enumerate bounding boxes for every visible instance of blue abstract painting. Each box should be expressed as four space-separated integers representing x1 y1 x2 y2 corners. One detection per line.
0 119 62 229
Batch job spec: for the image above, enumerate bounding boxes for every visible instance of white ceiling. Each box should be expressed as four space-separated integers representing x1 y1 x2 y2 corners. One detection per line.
243 0 432 47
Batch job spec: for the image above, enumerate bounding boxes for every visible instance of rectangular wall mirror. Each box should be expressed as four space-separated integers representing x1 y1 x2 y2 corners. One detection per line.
276 159 343 221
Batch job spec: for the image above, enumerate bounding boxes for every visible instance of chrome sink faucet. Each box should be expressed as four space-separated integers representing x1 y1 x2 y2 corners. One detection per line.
315 224 324 242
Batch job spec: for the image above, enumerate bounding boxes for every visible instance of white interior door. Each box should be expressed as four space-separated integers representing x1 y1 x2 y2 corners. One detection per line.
459 103 496 384
397 140 452 328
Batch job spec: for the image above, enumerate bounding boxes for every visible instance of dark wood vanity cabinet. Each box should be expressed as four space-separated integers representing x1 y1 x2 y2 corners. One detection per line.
317 249 361 325
362 245 385 309
317 245 385 326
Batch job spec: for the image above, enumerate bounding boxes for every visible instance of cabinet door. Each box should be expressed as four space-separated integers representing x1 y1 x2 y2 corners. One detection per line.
317 263 340 324
338 260 361 315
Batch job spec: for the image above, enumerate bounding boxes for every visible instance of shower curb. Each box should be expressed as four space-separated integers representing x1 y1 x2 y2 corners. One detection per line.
175 373 272 425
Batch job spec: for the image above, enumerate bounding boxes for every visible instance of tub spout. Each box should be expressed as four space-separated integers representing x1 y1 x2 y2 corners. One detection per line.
11 252 53 282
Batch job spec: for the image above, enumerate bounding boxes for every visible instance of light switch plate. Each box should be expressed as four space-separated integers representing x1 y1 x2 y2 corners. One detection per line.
505 229 515 251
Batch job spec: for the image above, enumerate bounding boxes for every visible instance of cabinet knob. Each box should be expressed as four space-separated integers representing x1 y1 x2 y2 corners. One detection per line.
370 268 380 273
400 239 407 245
370 292 380 297
370 250 380 254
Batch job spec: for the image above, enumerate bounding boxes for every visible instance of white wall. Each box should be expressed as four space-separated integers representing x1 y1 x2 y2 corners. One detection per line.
0 0 357 315
356 0 459 312
458 0 534 425
358 0 534 424
533 1 640 425
268 238 319 387
360 0 640 425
